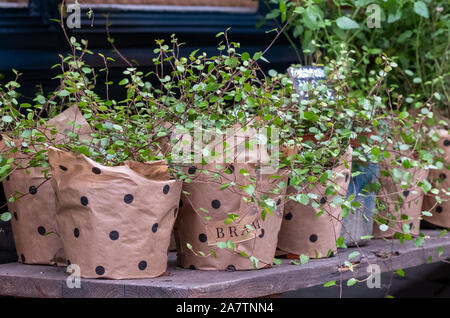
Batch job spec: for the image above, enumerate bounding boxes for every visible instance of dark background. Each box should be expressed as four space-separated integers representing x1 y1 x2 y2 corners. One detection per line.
0 0 299 99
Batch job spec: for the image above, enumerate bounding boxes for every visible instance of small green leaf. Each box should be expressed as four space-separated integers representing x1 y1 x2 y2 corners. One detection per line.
226 240 235 250
323 280 336 287
2 116 13 123
239 251 249 258
437 246 444 257
299 193 309 205
414 1 429 19
273 258 282 265
414 237 425 247
0 212 11 222
348 251 360 260
300 254 309 264
217 241 227 249
396 268 405 277
336 16 360 30
347 278 357 286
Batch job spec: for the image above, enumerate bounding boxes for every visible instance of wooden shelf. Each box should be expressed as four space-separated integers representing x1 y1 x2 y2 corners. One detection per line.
0 230 449 298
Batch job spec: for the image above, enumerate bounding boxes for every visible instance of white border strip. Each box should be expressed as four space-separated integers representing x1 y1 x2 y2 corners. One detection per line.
79 4 258 13
0 2 28 9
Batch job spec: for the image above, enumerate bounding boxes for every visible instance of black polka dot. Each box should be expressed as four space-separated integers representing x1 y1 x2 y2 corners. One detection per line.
29 186 37 195
226 164 235 174
13 212 18 221
436 206 443 213
258 229 265 238
67 260 71 266
226 265 236 272
199 233 207 243
277 199 281 206
80 196 88 206
138 261 147 270
74 228 80 238
403 190 410 198
211 200 221 209
95 266 105 275
284 212 293 220
320 197 327 204
59 165 68 171
188 166 197 175
163 185 170 195
109 230 119 240
189 265 196 270
37 226 46 236
444 139 450 147
439 173 447 180
124 194 134 204
92 167 101 174
174 207 178 217
20 254 25 263
345 173 349 182
152 223 158 233
309 234 318 243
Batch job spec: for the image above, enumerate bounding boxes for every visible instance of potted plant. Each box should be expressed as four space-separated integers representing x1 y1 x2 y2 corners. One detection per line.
0 70 93 266
372 108 437 238
149 34 290 271
420 112 450 229
262 0 449 247
1 35 184 278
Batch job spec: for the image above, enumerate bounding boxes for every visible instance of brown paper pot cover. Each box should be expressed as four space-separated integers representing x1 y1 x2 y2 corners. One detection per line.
48 147 182 279
373 161 429 238
2 165 65 265
1 105 91 266
277 147 352 259
422 130 450 228
175 163 287 271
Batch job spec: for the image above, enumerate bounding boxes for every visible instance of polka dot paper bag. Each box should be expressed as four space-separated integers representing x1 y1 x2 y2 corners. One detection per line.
422 129 450 229
277 147 352 259
48 147 182 279
2 163 65 266
373 162 429 238
174 163 288 271
1 105 91 266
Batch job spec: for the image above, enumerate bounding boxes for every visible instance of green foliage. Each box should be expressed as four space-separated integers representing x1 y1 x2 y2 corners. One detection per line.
263 0 449 112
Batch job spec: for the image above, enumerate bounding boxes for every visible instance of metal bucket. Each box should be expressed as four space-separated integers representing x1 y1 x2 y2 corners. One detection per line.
341 161 379 247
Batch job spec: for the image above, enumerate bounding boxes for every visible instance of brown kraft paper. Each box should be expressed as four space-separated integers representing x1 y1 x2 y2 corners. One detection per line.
373 159 429 238
175 163 288 271
48 147 182 279
277 146 352 258
422 129 450 228
1 105 91 265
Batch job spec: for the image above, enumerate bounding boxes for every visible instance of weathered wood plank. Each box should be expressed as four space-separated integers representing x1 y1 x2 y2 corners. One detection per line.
0 230 449 298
